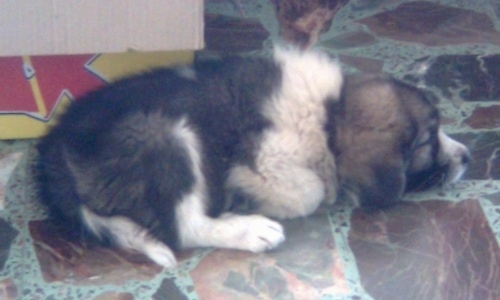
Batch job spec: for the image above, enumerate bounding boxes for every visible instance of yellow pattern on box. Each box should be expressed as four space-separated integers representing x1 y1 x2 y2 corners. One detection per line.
0 51 194 140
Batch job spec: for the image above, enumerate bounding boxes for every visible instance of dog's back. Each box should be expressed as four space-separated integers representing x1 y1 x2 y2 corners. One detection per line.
35 68 197 245
34 55 286 267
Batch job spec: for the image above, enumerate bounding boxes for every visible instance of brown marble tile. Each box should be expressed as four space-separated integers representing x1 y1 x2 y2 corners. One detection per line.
449 131 500 180
190 250 278 299
322 31 378 50
273 215 347 292
338 55 384 73
204 14 270 52
358 1 500 46
349 199 500 300
0 278 18 300
29 220 163 285
464 105 500 129
422 54 500 102
189 214 350 299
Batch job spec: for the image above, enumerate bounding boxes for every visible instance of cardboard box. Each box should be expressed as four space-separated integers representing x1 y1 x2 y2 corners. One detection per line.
0 0 204 56
0 0 204 139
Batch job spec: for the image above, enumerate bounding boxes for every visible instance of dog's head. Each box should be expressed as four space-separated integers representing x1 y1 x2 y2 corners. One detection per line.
327 73 470 208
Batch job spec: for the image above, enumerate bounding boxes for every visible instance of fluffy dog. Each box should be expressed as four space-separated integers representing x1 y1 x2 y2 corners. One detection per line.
34 48 470 268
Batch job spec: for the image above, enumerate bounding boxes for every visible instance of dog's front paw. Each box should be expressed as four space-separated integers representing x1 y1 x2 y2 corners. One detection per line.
183 213 285 253
237 215 285 252
142 241 177 268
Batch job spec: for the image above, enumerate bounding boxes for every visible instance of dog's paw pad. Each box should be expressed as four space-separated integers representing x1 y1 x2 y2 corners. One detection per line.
142 242 177 268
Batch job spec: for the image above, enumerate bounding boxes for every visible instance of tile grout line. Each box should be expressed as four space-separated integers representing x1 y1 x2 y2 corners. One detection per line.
327 205 374 300
6 149 47 299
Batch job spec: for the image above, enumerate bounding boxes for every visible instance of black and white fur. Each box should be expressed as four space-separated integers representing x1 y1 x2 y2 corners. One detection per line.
34 48 469 268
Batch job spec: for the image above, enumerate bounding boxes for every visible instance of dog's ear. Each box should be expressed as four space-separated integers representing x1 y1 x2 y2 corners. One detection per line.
332 73 419 210
339 158 406 210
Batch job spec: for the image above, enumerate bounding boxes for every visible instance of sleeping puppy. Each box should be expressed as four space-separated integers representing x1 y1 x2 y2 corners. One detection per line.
34 48 470 268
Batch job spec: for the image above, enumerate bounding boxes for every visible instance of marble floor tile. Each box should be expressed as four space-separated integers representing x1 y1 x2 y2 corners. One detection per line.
29 220 163 285
189 215 350 299
205 14 270 52
349 199 500 300
356 1 500 46
454 131 500 180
